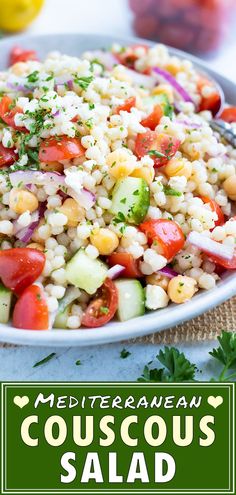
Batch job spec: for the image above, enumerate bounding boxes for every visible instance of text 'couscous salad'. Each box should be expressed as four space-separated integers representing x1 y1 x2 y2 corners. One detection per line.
0 43 236 331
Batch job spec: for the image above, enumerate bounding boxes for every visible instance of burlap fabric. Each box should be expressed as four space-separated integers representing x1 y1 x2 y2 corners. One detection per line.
1 297 236 347
133 296 236 344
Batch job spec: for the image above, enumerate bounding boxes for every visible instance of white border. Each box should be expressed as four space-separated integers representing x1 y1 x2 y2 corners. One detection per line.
1 382 235 495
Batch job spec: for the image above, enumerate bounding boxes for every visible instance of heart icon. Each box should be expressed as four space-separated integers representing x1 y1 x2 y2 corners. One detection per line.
207 396 223 409
13 396 29 409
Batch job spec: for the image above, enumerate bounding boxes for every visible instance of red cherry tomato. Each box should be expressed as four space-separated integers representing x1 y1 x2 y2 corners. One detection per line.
206 252 236 270
13 285 49 330
82 278 118 328
0 143 17 168
0 248 45 295
135 130 180 168
198 78 221 115
115 97 136 114
115 44 148 68
220 107 236 123
140 105 163 130
39 136 85 162
9 46 38 66
108 252 142 278
201 196 225 227
139 219 185 260
0 96 26 132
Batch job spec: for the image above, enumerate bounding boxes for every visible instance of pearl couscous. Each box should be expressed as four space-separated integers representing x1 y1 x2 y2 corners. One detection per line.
0 42 236 330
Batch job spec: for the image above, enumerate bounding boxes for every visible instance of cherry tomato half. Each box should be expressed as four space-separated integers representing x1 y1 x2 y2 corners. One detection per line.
135 130 180 168
13 285 49 330
39 136 85 162
220 107 236 123
0 248 45 295
139 219 185 260
108 252 142 278
115 97 136 114
82 278 118 328
201 196 225 227
140 104 163 130
115 44 148 69
0 143 17 168
206 253 236 270
9 46 38 66
0 96 25 132
197 77 221 115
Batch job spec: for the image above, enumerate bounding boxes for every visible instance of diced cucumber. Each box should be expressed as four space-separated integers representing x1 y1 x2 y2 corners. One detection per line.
58 287 81 313
54 305 70 329
0 284 12 324
110 177 150 225
114 279 145 322
54 287 81 329
65 249 108 295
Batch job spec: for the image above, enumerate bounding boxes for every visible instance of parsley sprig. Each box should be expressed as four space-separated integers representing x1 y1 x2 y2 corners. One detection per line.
138 331 236 383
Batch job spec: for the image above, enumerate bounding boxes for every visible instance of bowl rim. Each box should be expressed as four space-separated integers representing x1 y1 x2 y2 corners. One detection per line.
0 32 235 347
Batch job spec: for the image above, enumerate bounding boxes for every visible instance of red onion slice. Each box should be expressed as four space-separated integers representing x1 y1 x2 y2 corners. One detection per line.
124 67 156 89
107 264 125 279
9 171 96 210
187 231 234 260
158 267 178 279
9 170 65 188
89 50 117 70
152 67 194 104
15 202 46 243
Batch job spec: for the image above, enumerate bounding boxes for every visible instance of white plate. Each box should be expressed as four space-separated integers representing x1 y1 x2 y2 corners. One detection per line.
0 33 235 346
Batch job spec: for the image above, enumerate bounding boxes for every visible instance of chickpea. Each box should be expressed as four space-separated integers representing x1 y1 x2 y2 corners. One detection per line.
165 158 192 179
40 161 64 173
106 149 136 179
168 275 197 304
223 175 236 201
9 188 39 214
27 242 44 252
58 199 85 227
90 228 119 255
146 273 169 291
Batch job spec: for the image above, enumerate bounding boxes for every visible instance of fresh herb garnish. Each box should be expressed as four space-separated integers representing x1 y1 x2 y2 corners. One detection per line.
120 348 131 359
138 331 236 383
27 71 39 83
73 75 93 90
100 306 109 315
209 331 236 381
163 185 182 197
33 353 56 368
75 360 82 366
148 150 166 158
113 211 126 224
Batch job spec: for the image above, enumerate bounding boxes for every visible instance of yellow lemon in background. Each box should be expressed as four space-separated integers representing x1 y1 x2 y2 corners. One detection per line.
0 0 44 32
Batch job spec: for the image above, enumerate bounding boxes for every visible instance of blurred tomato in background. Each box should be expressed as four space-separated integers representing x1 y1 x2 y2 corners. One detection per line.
129 0 236 56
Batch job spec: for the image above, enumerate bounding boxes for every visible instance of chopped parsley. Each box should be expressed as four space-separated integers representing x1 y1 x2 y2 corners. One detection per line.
163 185 182 197
113 211 126 224
33 353 56 368
148 150 166 158
73 75 93 90
100 306 109 315
27 71 39 83
120 348 131 359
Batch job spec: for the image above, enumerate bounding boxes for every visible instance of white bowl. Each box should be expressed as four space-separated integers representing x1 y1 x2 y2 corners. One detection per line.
0 33 235 346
